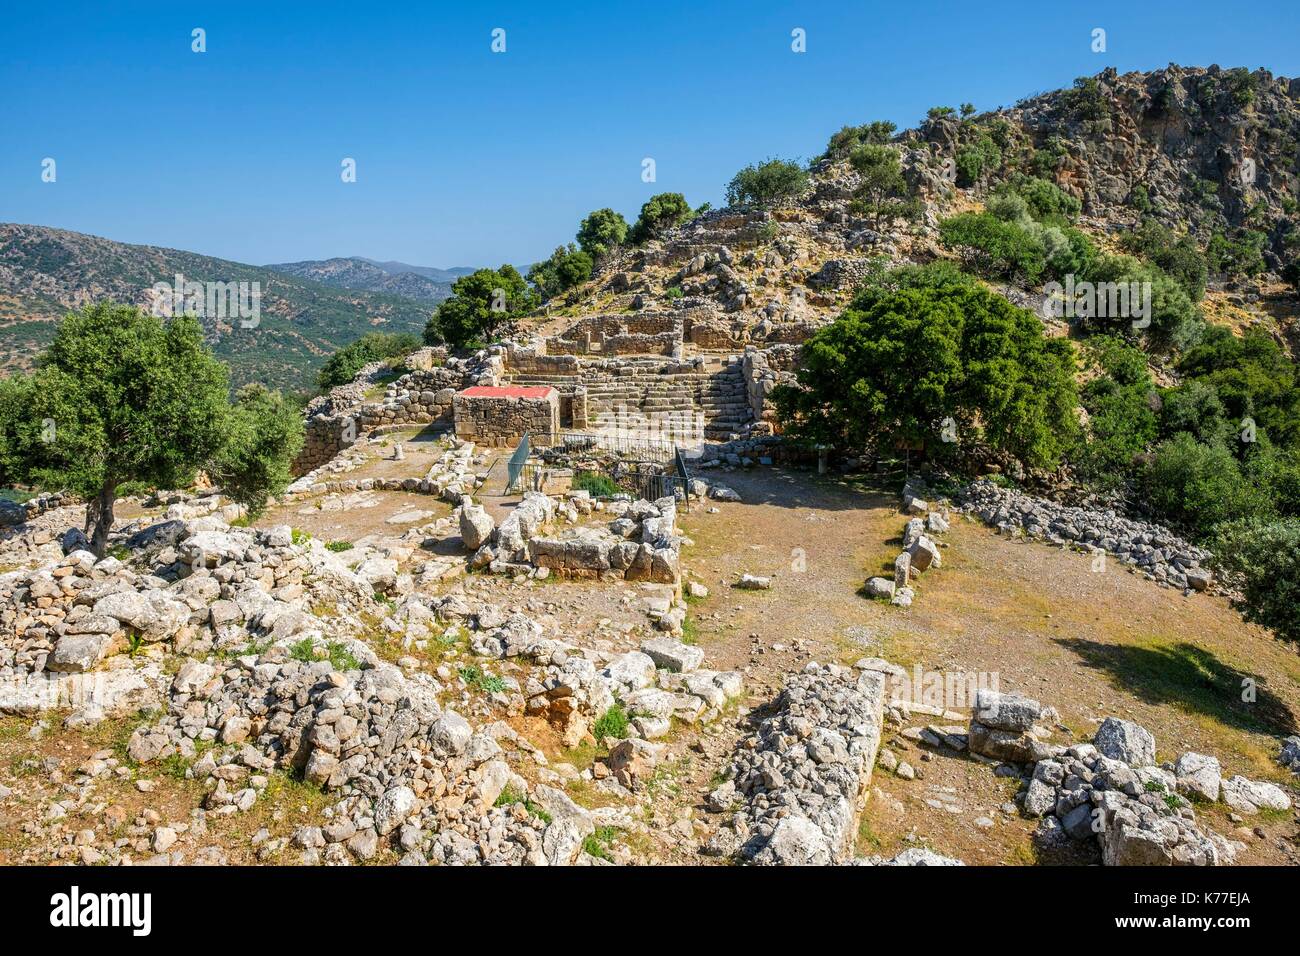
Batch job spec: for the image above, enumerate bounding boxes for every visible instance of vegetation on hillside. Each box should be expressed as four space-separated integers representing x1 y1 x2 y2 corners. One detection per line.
316 331 420 391
724 158 810 209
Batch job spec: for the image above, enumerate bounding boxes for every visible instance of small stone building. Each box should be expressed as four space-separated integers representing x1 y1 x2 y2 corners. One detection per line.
453 385 560 446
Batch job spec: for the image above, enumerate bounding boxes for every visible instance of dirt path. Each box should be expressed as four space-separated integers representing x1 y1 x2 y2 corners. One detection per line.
666 465 1300 865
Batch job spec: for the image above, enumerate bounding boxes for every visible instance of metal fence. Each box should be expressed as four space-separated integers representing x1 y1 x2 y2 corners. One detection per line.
503 429 696 509
530 430 678 464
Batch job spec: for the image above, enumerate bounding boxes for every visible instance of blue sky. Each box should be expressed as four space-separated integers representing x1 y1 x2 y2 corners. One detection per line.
3 0 1298 269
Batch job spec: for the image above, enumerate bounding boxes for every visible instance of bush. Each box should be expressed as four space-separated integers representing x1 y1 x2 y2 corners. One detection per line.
773 264 1077 468
316 331 420 391
1140 434 1269 539
939 212 1047 284
628 193 693 244
209 384 305 519
1072 337 1158 486
527 244 593 300
822 121 896 159
592 704 629 741
576 208 628 259
1207 230 1267 278
1120 220 1208 301
1211 519 1300 645
1176 325 1300 451
1083 253 1203 347
424 265 538 349
954 132 1002 187
1158 380 1233 447
724 158 809 209
572 470 619 496
1061 76 1110 121
995 174 1082 224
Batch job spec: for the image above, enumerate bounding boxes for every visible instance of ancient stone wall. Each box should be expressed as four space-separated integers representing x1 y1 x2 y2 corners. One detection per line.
742 344 801 432
452 388 560 446
293 361 474 475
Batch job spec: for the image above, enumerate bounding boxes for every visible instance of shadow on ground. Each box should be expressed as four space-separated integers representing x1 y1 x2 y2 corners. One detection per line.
1054 637 1297 737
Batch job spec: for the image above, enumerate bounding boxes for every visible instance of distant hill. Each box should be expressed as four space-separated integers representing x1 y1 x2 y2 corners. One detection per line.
357 259 477 283
0 223 433 393
267 257 459 303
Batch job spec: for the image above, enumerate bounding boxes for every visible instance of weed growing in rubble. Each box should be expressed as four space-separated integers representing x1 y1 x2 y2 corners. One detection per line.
458 664 506 694
583 825 621 861
592 704 629 741
288 637 360 671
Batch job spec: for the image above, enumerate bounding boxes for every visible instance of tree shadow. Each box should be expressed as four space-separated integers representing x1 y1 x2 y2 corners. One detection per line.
1054 637 1297 737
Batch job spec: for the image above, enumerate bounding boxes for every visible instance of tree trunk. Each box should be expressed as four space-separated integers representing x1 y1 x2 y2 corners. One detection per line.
84 484 116 559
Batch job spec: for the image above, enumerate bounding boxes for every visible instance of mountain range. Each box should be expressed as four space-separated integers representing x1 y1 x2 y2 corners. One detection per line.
0 225 475 393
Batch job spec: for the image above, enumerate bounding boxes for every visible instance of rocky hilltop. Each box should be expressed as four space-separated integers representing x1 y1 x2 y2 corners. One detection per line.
539 64 1298 355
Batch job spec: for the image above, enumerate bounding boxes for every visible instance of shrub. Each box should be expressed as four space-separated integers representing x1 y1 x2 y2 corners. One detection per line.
1060 76 1110 121
592 704 629 741
1083 254 1203 347
1207 230 1267 278
209 384 305 520
1072 337 1159 486
576 208 628 259
939 212 1047 284
325 539 353 552
1211 519 1300 645
1120 220 1208 301
822 121 896 159
316 331 420 391
724 158 810 209
572 470 619 496
527 244 593 300
954 131 1002 186
995 174 1082 224
1177 326 1300 451
628 193 693 244
1140 434 1269 538
773 264 1077 468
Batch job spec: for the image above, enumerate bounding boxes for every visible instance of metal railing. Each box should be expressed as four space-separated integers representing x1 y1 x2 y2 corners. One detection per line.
530 430 678 464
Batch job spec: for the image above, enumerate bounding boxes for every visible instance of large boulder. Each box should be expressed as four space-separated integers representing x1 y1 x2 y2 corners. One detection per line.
640 636 703 673
753 815 837 866
1093 716 1156 768
1173 752 1222 802
907 535 941 572
459 503 495 551
1220 775 1292 813
974 690 1046 732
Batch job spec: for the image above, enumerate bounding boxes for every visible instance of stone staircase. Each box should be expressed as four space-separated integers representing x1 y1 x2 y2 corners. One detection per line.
506 356 751 446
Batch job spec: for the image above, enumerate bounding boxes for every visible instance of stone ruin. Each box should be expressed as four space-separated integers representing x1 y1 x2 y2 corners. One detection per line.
451 385 560 447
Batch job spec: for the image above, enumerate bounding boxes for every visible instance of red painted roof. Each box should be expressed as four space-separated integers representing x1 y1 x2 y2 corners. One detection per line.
459 385 555 399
